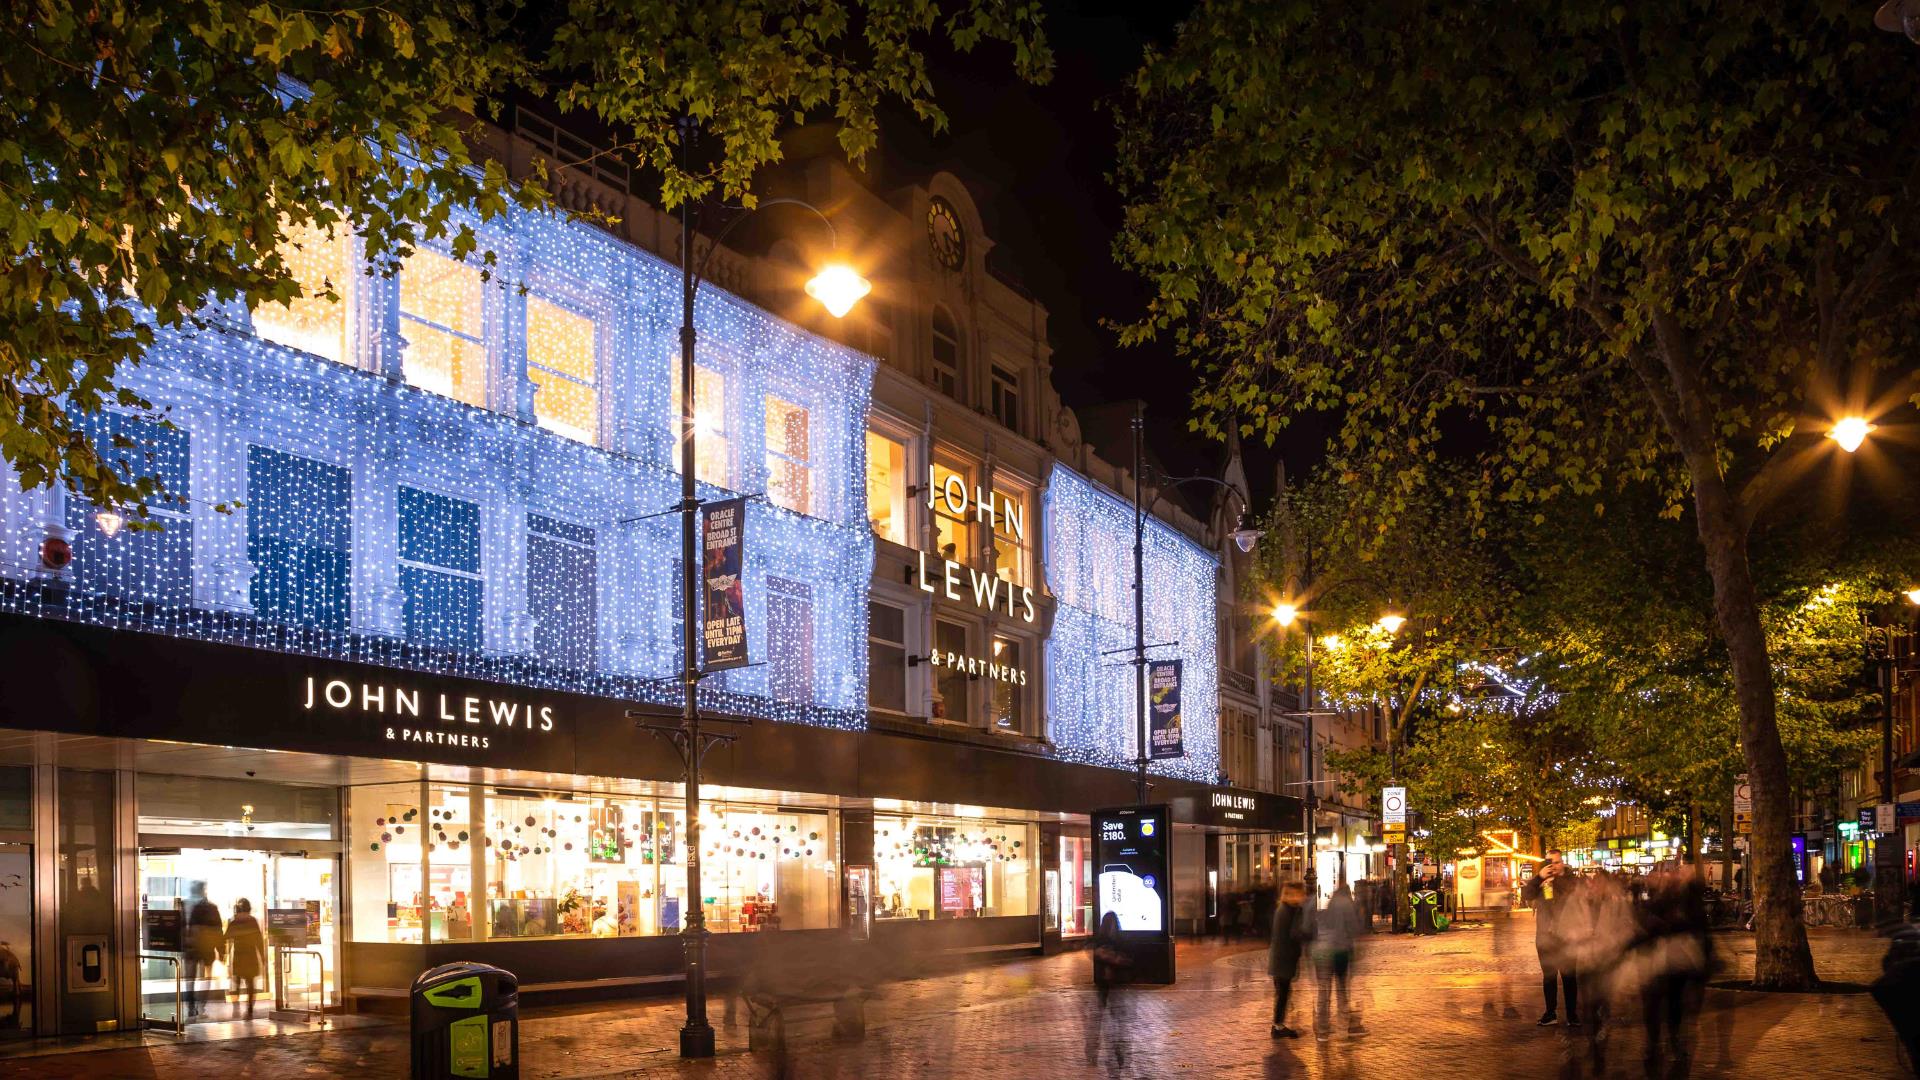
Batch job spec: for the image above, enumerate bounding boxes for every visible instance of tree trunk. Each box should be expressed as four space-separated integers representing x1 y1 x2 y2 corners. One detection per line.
1686 802 1702 873
1688 466 1817 988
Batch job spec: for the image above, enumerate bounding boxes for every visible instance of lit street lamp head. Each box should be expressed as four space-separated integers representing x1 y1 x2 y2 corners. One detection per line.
1828 415 1874 453
1907 587 1920 606
1272 603 1299 626
805 263 872 318
1376 611 1406 634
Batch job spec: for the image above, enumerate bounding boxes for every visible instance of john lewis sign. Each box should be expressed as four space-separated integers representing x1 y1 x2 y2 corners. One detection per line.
916 472 1037 623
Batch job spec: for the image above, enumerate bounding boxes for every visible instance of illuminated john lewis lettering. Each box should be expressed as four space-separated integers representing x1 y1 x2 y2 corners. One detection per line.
302 675 555 732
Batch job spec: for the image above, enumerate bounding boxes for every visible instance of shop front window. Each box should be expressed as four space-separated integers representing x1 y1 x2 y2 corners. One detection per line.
1061 834 1093 937
930 461 972 565
764 396 811 515
991 635 1026 733
990 486 1029 585
400 248 489 407
670 364 730 487
865 430 909 544
254 218 354 364
349 782 430 944
526 297 599 443
874 814 1035 920
932 619 970 724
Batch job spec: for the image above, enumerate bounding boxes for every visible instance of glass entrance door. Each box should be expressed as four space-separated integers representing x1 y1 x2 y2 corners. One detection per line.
270 854 337 1009
138 849 339 1023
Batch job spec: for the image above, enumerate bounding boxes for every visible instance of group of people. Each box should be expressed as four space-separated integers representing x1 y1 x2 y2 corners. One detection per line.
1267 881 1369 1041
183 883 271 1021
1521 850 1714 1072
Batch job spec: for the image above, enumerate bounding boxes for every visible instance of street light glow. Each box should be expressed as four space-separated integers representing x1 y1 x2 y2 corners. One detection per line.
1828 415 1875 453
1320 634 1345 652
1376 611 1406 634
805 263 872 318
1272 603 1298 626
1907 587 1920 606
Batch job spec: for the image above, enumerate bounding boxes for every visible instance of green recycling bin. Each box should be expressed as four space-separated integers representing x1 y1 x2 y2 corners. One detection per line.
411 962 518 1080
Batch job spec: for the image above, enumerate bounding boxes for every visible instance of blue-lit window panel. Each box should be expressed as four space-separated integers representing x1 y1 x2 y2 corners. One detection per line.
398 487 481 574
247 446 350 631
69 410 192 504
528 517 596 673
398 486 482 650
400 565 482 651
65 499 193 607
766 576 813 705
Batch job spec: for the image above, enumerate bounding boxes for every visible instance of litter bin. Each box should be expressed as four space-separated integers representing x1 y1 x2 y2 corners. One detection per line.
412 961 518 1080
1410 889 1442 934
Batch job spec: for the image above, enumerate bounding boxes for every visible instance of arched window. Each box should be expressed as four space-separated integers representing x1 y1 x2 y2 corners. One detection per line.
930 306 961 398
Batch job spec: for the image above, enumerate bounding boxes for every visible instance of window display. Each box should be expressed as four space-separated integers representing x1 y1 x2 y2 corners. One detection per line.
874 814 1035 920
350 782 835 942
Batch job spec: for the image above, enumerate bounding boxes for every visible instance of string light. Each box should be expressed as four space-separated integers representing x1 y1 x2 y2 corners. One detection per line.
0 199 874 731
1042 465 1221 782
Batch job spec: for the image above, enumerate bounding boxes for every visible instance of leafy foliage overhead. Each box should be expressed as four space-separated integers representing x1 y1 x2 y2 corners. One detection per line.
0 0 1049 514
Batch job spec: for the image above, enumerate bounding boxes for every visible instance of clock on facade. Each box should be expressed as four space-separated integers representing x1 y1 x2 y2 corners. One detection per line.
926 197 966 271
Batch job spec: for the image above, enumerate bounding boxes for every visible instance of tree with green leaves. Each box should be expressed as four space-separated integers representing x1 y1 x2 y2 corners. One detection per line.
1116 0 1915 987
1 0 1048 518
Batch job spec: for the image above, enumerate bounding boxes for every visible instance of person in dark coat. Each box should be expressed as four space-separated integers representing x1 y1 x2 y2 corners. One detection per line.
184 882 224 1019
224 898 268 1020
1268 880 1308 1038
1085 911 1134 1068
1522 850 1583 1028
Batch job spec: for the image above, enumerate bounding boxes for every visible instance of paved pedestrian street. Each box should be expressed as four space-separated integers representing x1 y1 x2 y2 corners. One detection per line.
0 919 1902 1080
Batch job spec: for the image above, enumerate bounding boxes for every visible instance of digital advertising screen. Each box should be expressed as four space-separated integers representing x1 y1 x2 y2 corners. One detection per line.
1093 804 1171 936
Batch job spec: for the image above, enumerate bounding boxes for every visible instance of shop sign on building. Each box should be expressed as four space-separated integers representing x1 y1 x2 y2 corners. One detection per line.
916 475 1037 622
701 497 749 670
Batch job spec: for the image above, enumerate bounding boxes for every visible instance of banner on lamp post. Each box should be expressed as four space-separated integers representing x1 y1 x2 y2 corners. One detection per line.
1147 659 1184 760
701 498 749 670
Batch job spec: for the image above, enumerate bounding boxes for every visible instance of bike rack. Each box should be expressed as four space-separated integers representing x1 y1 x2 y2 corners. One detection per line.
138 953 185 1036
272 948 329 1026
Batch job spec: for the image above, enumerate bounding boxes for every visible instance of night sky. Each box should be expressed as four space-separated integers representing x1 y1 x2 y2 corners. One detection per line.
874 0 1319 508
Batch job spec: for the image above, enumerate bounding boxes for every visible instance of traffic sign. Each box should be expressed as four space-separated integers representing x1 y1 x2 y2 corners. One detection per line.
1383 823 1406 844
1733 774 1751 816
1383 787 1407 825
1878 803 1896 834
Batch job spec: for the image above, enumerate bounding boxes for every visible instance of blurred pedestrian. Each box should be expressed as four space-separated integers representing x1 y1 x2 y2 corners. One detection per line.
1085 911 1133 1069
184 883 223 1019
1522 849 1581 1028
1568 868 1634 1068
1308 882 1368 1041
1633 865 1713 1076
1268 880 1308 1039
224 898 267 1020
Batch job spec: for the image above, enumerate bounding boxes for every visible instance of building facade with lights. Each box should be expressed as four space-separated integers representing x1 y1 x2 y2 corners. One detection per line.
0 109 1298 1036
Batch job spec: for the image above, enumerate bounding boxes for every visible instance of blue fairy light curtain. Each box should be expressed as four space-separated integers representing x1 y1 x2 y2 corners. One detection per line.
0 195 875 732
1042 464 1221 782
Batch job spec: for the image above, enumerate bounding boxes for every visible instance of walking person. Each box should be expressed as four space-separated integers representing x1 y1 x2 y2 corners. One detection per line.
1268 880 1308 1038
224 898 268 1021
1522 849 1581 1028
1085 911 1133 1070
1634 865 1714 1076
184 883 223 1020
1309 882 1369 1041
